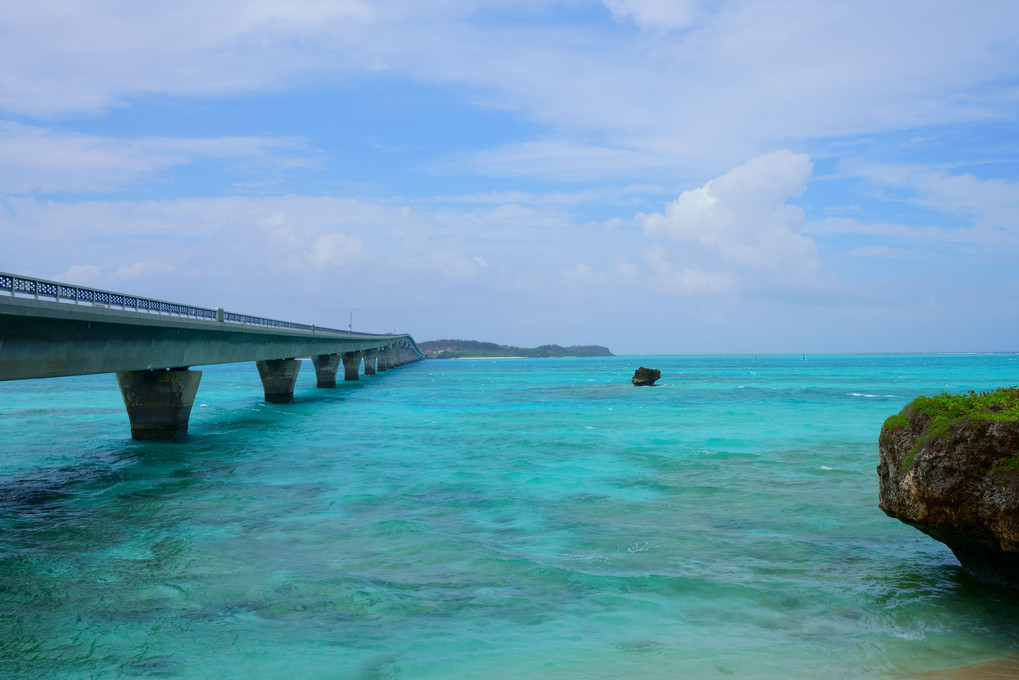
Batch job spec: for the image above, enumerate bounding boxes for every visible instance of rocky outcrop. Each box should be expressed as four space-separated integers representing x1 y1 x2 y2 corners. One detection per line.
878 390 1019 587
631 367 661 386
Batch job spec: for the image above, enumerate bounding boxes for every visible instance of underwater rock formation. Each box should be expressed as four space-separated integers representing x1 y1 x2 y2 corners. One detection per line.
878 388 1019 588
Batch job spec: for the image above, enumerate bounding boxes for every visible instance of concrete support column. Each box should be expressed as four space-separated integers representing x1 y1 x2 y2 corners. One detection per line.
394 344 406 366
377 346 390 371
116 368 202 440
341 351 362 381
311 354 341 388
363 348 378 375
256 358 302 403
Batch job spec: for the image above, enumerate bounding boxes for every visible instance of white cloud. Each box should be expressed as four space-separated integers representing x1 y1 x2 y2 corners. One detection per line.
617 261 637 279
0 0 376 115
0 121 312 194
852 162 1019 231
428 184 670 207
807 217 959 243
806 166 1019 257
0 2 1017 352
0 193 581 311
603 0 700 30
642 245 738 295
115 260 177 279
306 233 364 268
2 1 1016 179
51 264 103 286
565 262 595 281
641 150 822 294
844 246 933 260
416 251 490 281
422 2 1019 178
1 180 1015 353
432 140 676 183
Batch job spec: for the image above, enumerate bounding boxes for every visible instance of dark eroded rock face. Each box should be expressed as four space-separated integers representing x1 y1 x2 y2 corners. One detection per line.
631 367 661 386
878 394 1019 587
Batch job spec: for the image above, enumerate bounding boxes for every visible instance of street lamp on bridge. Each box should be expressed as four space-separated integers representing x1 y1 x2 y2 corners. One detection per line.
349 307 360 334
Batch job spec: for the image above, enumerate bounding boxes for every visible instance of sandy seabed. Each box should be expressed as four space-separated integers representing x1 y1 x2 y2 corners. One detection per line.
896 655 1019 679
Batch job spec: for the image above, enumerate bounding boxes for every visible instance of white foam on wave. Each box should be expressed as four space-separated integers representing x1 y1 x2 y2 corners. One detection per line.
820 466 835 470
562 552 608 563
848 393 899 398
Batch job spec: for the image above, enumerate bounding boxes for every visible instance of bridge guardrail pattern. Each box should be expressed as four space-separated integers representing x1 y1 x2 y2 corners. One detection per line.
1 271 347 335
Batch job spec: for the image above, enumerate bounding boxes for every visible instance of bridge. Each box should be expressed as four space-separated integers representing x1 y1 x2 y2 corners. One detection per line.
0 271 423 440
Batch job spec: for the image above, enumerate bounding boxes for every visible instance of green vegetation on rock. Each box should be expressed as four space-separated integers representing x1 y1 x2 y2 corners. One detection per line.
879 414 909 447
884 387 1019 471
418 339 613 359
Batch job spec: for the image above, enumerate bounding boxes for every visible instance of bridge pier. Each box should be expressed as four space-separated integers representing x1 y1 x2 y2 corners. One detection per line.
116 368 202 440
377 346 391 371
363 348 378 375
341 351 361 381
256 358 301 403
311 354 340 388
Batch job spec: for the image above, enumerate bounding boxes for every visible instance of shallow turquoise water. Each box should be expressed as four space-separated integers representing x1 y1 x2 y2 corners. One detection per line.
3 355 1019 679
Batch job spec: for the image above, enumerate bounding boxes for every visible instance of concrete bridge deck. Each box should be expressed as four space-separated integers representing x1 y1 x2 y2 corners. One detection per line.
0 272 424 439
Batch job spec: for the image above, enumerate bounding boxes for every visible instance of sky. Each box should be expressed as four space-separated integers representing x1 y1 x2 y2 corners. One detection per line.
3 0 1019 355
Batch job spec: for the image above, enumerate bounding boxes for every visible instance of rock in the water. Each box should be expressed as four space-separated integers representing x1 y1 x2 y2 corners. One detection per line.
631 367 661 386
878 388 1019 587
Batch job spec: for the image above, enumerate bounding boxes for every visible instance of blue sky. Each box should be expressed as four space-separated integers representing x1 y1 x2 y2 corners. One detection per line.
3 0 1019 354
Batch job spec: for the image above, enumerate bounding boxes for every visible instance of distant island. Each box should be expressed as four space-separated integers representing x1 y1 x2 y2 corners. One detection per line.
419 339 613 359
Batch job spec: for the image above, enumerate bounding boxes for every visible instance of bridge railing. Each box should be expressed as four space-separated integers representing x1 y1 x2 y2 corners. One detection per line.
0 271 347 335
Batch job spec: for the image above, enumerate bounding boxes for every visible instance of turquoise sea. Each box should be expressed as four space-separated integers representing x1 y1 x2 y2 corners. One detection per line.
3 354 1019 679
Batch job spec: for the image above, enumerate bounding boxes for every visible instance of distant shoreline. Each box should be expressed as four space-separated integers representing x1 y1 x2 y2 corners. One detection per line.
418 339 613 360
